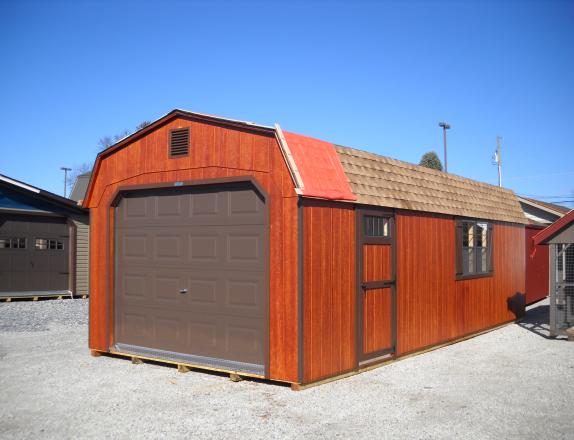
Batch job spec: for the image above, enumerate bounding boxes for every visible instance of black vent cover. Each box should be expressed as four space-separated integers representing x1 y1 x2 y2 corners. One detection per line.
169 128 190 157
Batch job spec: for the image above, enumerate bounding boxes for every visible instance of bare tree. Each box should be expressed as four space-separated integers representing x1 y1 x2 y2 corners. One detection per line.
135 121 151 131
97 121 150 151
97 136 114 150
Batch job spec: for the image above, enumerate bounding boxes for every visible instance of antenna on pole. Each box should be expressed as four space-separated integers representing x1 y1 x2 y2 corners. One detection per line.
60 167 71 198
491 136 502 187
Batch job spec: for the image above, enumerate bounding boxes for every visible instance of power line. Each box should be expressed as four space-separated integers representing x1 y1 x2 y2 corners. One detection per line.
506 170 574 180
520 194 574 199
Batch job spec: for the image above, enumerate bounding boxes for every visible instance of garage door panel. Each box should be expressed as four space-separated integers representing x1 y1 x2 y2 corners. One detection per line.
228 189 263 216
0 215 70 294
122 272 149 299
224 316 265 362
187 277 218 304
154 234 183 260
115 184 268 372
191 192 219 216
189 234 220 263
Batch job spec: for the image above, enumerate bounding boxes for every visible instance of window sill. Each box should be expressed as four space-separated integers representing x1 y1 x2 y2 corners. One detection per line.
456 272 493 281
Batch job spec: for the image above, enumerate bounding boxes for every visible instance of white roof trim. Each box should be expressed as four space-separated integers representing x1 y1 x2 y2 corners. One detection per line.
0 175 40 194
518 196 565 217
524 212 552 224
175 108 274 130
274 123 305 191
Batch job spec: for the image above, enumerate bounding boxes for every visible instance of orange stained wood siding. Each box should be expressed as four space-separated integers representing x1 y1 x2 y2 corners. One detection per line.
362 287 393 354
86 115 299 383
363 244 392 282
361 244 393 355
395 211 525 356
302 202 355 383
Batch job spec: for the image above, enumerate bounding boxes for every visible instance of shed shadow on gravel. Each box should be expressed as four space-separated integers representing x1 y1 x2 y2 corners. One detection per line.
516 303 567 340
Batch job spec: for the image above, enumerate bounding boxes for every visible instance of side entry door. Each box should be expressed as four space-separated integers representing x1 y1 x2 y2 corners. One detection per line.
357 209 396 365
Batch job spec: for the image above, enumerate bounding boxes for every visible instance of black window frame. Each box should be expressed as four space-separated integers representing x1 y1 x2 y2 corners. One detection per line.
455 219 493 280
35 238 65 251
0 237 27 249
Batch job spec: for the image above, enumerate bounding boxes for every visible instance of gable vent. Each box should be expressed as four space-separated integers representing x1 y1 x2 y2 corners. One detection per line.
169 128 190 157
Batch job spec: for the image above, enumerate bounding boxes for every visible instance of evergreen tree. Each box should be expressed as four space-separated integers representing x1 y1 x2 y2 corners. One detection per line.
419 151 444 171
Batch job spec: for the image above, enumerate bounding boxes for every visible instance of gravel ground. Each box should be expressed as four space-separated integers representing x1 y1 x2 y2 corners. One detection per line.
0 298 573 440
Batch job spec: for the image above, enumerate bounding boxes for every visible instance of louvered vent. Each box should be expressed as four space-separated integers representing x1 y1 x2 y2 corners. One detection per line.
169 128 190 157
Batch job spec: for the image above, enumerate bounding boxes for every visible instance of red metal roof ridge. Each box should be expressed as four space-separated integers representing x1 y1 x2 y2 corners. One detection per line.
281 131 357 202
533 209 574 245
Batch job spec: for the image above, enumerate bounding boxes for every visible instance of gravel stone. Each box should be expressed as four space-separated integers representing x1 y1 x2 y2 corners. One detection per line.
0 298 573 439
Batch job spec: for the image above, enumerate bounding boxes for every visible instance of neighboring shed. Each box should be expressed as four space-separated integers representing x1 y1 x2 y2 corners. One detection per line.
84 109 528 387
534 209 574 337
0 174 89 299
69 172 92 204
519 196 569 304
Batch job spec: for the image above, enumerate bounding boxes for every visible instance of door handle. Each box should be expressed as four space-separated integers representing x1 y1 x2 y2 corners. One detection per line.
179 288 188 294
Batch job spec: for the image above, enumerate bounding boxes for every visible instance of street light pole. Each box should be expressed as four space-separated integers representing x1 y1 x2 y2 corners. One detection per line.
60 167 71 198
438 122 451 172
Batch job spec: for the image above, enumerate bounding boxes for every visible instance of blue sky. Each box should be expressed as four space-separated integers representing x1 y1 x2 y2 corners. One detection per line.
1 0 573 207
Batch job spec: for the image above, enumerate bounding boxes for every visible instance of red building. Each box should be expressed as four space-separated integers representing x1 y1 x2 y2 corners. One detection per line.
519 197 569 304
84 109 528 387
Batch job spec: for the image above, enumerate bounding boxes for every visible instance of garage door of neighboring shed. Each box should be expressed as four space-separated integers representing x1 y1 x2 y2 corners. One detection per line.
0 215 70 297
113 182 268 376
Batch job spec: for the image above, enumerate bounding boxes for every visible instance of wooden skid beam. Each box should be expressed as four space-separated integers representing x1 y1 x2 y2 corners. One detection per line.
177 364 192 373
229 373 243 382
108 350 266 380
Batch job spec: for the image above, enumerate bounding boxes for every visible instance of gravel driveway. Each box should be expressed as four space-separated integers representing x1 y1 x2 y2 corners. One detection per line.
0 298 572 440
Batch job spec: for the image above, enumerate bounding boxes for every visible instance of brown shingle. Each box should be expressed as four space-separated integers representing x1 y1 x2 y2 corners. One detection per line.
335 145 528 224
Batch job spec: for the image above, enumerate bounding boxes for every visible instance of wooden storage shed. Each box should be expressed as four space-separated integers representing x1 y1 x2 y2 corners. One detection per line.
85 109 528 387
0 174 89 300
519 197 568 305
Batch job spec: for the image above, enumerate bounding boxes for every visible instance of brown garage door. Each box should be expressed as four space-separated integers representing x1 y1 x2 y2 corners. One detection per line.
0 215 70 296
114 183 268 375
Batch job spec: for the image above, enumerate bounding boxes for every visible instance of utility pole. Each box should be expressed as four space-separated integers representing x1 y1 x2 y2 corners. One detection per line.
493 136 502 187
438 122 451 172
60 167 71 198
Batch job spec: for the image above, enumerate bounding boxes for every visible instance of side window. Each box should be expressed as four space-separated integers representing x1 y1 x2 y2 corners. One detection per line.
364 215 390 238
0 238 27 249
35 239 64 251
457 220 492 278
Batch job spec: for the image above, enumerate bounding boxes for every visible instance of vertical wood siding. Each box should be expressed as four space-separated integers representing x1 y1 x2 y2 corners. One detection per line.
70 214 89 297
362 287 393 354
87 116 298 382
525 226 549 304
302 202 355 383
395 211 525 356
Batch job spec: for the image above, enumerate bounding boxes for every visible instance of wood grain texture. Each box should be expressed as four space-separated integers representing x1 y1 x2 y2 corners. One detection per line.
303 202 355 383
87 116 299 382
363 245 392 282
395 210 525 356
362 287 393 354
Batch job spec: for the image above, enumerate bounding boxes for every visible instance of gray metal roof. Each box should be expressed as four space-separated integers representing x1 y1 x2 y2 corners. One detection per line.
69 172 92 202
